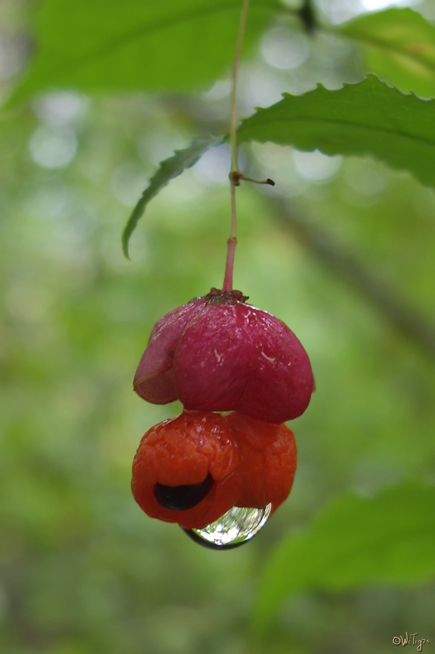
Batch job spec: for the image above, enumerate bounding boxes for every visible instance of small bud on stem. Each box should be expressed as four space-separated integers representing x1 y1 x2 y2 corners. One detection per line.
230 171 275 187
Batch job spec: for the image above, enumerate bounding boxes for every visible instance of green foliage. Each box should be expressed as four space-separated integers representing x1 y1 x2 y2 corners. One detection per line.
252 483 435 636
125 74 435 251
122 136 222 257
9 0 280 103
237 76 435 188
340 8 435 97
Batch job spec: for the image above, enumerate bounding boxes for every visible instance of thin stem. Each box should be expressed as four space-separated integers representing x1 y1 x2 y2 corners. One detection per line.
222 183 237 291
229 0 249 174
223 0 250 291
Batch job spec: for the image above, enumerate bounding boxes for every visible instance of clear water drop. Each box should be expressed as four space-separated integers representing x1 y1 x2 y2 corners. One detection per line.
182 504 272 550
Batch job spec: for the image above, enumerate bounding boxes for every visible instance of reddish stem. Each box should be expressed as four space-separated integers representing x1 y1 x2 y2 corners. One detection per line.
222 176 238 291
223 236 237 292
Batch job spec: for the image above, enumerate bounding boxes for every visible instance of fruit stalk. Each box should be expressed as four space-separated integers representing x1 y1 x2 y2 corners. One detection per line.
223 0 250 292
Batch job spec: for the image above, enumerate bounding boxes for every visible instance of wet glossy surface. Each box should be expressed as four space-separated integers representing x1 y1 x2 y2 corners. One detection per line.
182 504 272 549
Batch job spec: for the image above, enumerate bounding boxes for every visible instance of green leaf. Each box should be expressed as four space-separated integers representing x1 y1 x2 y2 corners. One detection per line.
252 482 435 637
340 9 435 98
9 0 280 104
122 136 222 258
237 76 435 188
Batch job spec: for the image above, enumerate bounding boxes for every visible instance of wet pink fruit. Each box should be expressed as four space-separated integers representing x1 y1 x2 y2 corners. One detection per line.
134 288 314 424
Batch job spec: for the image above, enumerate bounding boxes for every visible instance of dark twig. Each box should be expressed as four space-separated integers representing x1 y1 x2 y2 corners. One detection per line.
299 0 317 33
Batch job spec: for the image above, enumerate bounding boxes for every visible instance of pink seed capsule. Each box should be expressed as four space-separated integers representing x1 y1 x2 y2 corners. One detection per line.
134 288 314 424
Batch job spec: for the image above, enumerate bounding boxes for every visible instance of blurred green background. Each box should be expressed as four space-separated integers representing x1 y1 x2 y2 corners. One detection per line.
1 0 435 652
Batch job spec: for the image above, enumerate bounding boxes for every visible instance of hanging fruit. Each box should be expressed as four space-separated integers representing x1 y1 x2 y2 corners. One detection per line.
132 410 297 531
129 0 313 548
134 288 314 424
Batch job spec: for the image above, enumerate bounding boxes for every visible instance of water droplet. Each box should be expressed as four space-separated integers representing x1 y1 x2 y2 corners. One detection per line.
182 504 272 549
